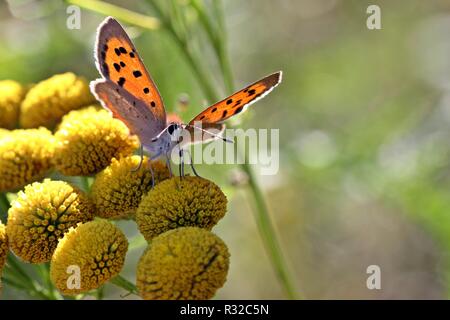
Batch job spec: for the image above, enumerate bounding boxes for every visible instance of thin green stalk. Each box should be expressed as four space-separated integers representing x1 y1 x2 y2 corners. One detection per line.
240 161 298 299
66 0 161 30
2 275 30 290
110 275 138 295
190 0 234 93
6 255 53 299
148 0 219 103
95 286 105 300
0 193 9 222
36 263 60 300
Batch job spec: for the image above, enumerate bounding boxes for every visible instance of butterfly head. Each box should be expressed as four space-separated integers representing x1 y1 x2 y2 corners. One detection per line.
167 122 180 136
144 122 184 157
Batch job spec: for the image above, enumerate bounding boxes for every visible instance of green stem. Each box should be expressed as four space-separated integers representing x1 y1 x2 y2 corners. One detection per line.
2 275 30 290
0 193 9 222
110 275 138 295
66 0 161 30
147 0 219 103
36 263 60 300
240 162 298 299
191 0 234 93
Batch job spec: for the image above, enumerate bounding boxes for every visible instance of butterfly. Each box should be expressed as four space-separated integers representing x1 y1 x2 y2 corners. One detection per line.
90 17 282 180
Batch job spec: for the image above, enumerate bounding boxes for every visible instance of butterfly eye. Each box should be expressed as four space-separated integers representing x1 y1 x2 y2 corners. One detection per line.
167 124 176 135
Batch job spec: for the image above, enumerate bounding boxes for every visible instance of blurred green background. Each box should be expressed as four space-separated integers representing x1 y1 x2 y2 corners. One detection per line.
3 0 450 299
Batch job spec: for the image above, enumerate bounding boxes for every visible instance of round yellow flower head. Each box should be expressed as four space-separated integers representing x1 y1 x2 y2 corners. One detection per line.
50 219 128 295
0 128 55 192
137 227 229 300
0 222 8 273
0 80 26 129
20 72 95 129
53 107 138 176
7 179 94 263
136 176 227 241
91 156 170 219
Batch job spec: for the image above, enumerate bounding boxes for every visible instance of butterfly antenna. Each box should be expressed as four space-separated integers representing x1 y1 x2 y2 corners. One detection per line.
151 126 170 143
185 124 233 143
131 144 144 172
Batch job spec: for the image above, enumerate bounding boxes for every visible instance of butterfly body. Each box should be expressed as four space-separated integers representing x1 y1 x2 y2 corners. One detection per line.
91 17 282 167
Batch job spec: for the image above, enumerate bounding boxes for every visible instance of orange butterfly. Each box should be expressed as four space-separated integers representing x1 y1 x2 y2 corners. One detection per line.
91 17 281 179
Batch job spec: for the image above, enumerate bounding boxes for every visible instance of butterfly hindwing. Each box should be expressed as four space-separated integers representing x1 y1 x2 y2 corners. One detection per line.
189 71 282 125
95 17 166 129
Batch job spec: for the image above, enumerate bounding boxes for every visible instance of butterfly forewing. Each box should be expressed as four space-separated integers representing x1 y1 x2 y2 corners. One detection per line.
189 71 282 125
95 17 166 128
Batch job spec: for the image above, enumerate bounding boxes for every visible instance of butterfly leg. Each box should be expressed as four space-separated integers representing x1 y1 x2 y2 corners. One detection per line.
165 153 173 177
184 149 201 178
147 159 155 188
131 143 144 172
179 148 185 181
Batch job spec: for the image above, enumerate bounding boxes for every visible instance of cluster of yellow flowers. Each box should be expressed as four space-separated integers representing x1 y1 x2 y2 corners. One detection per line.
0 73 230 300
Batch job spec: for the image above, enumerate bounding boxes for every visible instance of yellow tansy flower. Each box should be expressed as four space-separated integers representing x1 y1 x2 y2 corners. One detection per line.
53 107 138 176
136 176 227 241
0 128 55 192
20 72 95 129
7 179 94 263
0 80 26 129
91 156 170 219
137 227 229 300
50 219 128 295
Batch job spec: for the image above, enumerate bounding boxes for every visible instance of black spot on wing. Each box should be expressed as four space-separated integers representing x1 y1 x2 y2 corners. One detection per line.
129 52 135 58
113 63 120 72
133 70 142 78
248 89 256 96
119 47 127 53
234 106 243 115
150 101 156 107
211 107 217 113
143 87 150 94
234 99 242 107
120 61 126 67
222 110 228 118
226 99 233 105
118 77 126 87
114 48 121 56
